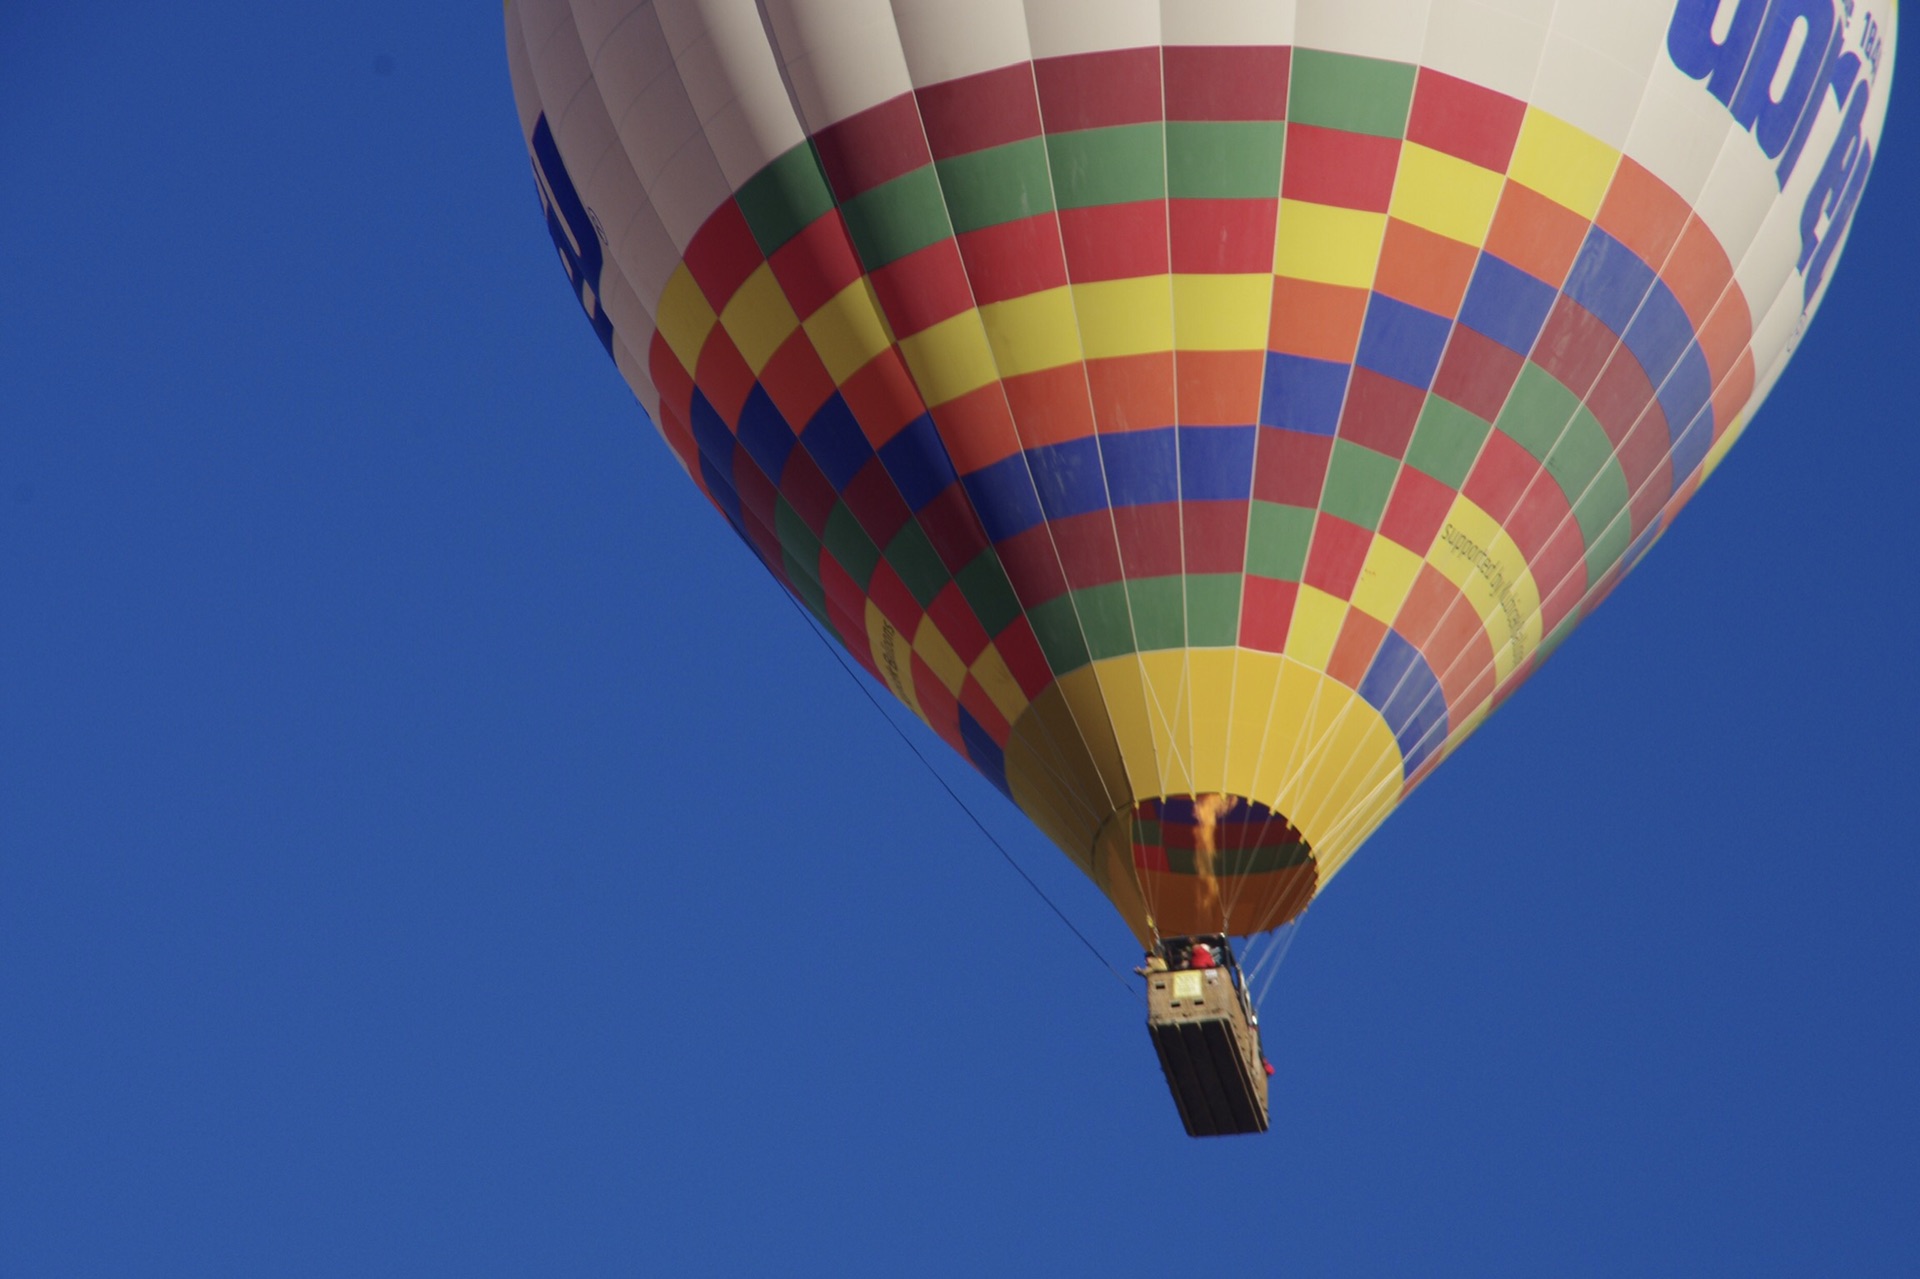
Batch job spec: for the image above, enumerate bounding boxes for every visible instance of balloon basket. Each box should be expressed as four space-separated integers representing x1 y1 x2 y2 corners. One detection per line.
1145 936 1270 1137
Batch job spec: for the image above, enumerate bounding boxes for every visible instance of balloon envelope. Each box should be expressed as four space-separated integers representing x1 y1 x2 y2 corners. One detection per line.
506 0 1894 943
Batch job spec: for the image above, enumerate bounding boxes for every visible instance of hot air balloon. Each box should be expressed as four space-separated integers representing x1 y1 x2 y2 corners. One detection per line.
505 0 1895 1134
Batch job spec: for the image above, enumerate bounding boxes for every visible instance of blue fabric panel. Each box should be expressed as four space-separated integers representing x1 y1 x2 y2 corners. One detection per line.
1356 295 1452 388
877 412 959 512
697 449 743 531
1620 279 1695 384
735 384 798 482
959 706 1012 798
799 393 873 491
1358 628 1449 778
687 389 735 472
1101 427 1179 507
1027 436 1110 521
1458 254 1558 354
1656 349 1715 473
1177 426 1258 500
1669 405 1714 482
1260 352 1349 435
962 452 1046 542
1562 228 1655 336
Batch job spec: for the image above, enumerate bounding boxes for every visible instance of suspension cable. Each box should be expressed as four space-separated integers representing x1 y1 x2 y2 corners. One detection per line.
766 580 1137 997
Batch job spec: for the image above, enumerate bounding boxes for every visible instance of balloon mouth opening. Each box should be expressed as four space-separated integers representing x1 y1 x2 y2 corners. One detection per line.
1111 794 1318 939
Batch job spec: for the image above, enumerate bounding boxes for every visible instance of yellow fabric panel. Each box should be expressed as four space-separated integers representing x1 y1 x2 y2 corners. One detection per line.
1181 648 1239 792
911 616 968 696
1508 107 1620 220
979 286 1084 377
1270 669 1402 878
1245 657 1330 809
717 262 799 374
1284 584 1347 670
655 265 717 373
1389 142 1505 246
1004 679 1130 836
1273 201 1388 288
802 278 893 383
897 309 999 406
1087 813 1156 949
1137 650 1197 797
1701 412 1750 480
1087 657 1172 797
1220 650 1283 801
968 644 1029 726
864 601 921 719
1071 278 1175 359
1003 690 1112 875
1351 535 1425 624
1051 664 1148 799
1426 495 1543 682
1172 274 1272 350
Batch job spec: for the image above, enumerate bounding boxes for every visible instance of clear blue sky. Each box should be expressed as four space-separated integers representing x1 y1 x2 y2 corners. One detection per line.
3 6 1916 1274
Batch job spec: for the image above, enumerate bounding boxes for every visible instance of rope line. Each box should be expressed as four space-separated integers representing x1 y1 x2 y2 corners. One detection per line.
768 581 1137 998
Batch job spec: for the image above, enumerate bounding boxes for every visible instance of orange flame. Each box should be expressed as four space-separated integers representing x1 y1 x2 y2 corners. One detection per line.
1191 792 1233 927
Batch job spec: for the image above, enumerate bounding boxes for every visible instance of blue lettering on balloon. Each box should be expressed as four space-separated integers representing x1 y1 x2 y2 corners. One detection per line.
1798 80 1872 302
1729 0 1833 157
1668 0 1879 305
1667 0 1863 188
530 113 616 358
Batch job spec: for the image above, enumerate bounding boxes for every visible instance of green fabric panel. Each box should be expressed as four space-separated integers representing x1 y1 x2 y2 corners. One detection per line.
1124 577 1188 651
1165 122 1286 199
1542 406 1615 500
782 550 830 621
775 496 821 565
1027 593 1092 673
1495 364 1584 465
840 167 953 269
1574 460 1633 584
736 144 836 255
1132 816 1163 844
822 504 880 588
936 138 1056 234
1407 396 1491 489
1046 124 1166 210
1537 611 1582 667
1167 847 1198 876
883 521 950 608
1074 580 1142 659
1246 501 1315 581
1321 441 1399 530
1185 573 1243 646
955 551 1023 637
1288 50 1416 139
1219 841 1313 875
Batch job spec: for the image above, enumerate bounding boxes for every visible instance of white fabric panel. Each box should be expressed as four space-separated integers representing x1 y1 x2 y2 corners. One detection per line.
1021 0 1162 60
760 0 916 130
606 186 684 316
1294 0 1432 62
506 4 548 136
891 0 1034 86
1420 0 1549 100
1626 63 1743 203
1683 136 1780 285
1548 0 1667 81
657 0 806 185
599 260 660 348
1529 36 1648 147
1158 0 1296 47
